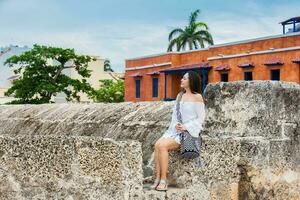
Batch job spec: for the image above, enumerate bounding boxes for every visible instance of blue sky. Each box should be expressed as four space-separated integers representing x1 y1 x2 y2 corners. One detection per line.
0 0 299 72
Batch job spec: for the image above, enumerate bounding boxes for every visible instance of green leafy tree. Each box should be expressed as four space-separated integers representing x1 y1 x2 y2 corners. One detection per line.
91 79 124 103
167 9 214 52
4 44 96 104
104 59 114 72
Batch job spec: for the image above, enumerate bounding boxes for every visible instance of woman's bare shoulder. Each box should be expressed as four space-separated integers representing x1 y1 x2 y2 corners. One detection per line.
194 93 204 103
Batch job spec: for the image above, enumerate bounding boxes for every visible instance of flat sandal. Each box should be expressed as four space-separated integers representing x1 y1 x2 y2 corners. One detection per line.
149 178 160 189
155 179 168 191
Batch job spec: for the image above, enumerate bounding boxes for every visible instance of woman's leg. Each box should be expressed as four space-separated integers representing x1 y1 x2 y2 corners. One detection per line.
156 138 180 180
154 139 163 179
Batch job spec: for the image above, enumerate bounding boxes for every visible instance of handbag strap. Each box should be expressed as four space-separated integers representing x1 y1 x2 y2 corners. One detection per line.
175 91 184 124
175 91 185 140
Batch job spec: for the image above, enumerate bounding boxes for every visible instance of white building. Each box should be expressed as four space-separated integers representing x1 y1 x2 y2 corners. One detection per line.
0 45 30 104
49 56 124 103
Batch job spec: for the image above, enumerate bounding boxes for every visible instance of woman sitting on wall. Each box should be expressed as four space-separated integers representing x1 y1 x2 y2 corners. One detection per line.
151 70 205 191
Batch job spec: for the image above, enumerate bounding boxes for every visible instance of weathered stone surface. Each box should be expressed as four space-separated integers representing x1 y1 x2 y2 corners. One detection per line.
142 184 210 200
165 136 300 200
166 81 300 200
148 81 300 199
0 80 299 199
168 137 241 187
0 101 173 176
204 80 300 139
0 135 143 200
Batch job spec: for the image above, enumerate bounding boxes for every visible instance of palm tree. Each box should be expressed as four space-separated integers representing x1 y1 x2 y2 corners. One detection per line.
104 59 114 72
167 9 214 52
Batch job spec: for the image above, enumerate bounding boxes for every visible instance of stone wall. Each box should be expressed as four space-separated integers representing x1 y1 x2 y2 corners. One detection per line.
0 80 299 199
0 135 143 199
0 100 173 177
165 81 300 199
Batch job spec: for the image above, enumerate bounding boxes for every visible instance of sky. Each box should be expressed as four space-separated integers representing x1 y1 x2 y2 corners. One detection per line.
0 0 299 72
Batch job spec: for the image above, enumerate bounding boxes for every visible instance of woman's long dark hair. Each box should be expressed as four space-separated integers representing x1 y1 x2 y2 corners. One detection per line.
180 70 202 94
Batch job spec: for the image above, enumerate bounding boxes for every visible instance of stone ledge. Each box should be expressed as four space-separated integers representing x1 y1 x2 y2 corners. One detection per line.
0 135 143 200
204 80 300 139
162 136 300 200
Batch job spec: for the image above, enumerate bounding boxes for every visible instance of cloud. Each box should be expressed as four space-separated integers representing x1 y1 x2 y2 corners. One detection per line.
0 0 299 74
0 22 172 72
201 1 300 44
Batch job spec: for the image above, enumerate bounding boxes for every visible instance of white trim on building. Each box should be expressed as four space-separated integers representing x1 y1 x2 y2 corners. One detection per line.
126 62 172 71
208 46 300 60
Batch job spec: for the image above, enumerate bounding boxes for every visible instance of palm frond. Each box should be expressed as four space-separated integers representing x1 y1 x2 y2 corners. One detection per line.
168 28 184 41
167 38 180 52
178 36 187 51
194 30 214 44
180 42 186 51
196 38 205 48
195 22 209 30
189 9 200 27
202 36 214 45
195 35 213 48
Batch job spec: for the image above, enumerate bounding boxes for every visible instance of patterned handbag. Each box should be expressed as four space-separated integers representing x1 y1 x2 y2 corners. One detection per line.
176 91 203 164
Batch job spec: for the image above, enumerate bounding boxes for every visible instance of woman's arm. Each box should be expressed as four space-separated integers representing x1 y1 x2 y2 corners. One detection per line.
165 101 178 133
165 93 182 133
182 103 205 137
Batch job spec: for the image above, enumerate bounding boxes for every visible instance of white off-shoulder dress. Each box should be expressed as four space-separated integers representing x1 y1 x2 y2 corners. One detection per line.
160 100 205 144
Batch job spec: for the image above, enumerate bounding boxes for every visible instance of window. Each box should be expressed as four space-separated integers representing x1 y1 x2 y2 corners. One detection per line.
135 79 141 98
220 73 228 82
152 77 158 97
270 69 280 80
244 71 253 81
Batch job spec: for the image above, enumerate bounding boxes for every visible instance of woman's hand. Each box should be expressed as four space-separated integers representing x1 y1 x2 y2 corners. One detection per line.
175 123 187 133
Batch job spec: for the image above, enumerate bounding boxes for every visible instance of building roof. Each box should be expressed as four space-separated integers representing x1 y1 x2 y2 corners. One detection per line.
280 16 300 25
146 71 160 75
238 61 255 68
292 58 300 63
263 58 284 66
160 62 210 72
214 64 230 71
129 72 143 77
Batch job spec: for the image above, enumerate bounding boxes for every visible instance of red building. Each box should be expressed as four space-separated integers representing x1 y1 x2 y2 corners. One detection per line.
125 18 300 102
